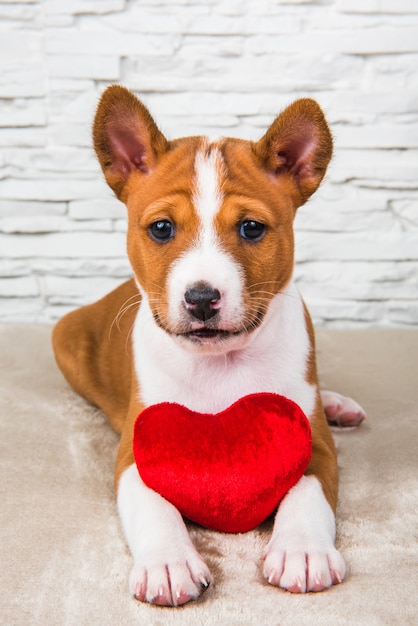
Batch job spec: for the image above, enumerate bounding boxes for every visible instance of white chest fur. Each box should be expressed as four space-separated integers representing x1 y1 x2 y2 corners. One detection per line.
132 280 316 419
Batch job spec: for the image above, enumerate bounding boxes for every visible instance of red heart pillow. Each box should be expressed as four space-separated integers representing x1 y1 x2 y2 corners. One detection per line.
133 393 312 533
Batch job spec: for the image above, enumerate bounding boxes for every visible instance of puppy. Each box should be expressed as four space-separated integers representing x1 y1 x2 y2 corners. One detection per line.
52 86 365 606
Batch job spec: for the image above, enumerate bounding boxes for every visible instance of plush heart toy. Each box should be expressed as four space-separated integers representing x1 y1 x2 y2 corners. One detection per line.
133 392 312 533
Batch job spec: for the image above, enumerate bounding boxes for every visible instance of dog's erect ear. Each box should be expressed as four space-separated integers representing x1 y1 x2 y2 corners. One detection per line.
254 98 333 205
93 85 168 199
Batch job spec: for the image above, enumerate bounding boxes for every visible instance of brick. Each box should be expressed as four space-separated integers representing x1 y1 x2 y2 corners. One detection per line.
215 0 249 18
0 66 46 98
48 90 97 122
0 177 105 202
42 274 124 303
0 33 43 64
0 2 41 22
142 91 268 118
254 0 323 15
45 14 75 28
276 0 333 3
69 199 125 220
322 90 418 118
330 149 418 183
334 124 418 149
303 183 392 215
33 258 131 277
295 206 397 233
0 200 66 218
297 271 417 301
388 302 418 325
46 30 180 57
114 219 127 233
181 35 245 59
389 199 418 229
43 304 74 322
361 55 418 92
246 28 418 55
0 260 31 278
5 147 98 174
0 297 44 323
351 178 418 192
0 127 46 147
295 260 418 285
338 0 418 14
121 14 302 36
48 55 120 81
307 299 379 326
47 123 92 147
48 78 95 93
0 216 113 234
0 275 39 297
123 52 364 95
295 232 418 262
45 0 126 15
0 231 126 259
0 98 46 128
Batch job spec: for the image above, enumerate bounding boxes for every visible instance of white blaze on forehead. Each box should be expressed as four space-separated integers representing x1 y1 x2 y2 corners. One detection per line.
166 142 244 329
192 144 224 243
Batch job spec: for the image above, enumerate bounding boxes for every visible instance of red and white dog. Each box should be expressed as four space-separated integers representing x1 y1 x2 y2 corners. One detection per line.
53 86 365 606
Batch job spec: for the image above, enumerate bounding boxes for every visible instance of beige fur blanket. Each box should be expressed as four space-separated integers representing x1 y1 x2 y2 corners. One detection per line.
1 324 417 625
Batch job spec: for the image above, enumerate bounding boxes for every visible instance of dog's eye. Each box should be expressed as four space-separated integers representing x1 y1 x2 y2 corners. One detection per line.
239 220 266 241
149 220 175 242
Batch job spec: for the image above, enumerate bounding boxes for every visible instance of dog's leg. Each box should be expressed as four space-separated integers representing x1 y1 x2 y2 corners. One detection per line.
118 464 212 606
262 475 345 593
263 397 345 593
115 389 212 607
321 390 366 427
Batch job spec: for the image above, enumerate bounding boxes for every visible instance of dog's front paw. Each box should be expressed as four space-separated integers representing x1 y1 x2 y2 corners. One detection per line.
263 475 346 593
129 546 212 607
262 537 345 593
118 465 212 607
321 390 366 427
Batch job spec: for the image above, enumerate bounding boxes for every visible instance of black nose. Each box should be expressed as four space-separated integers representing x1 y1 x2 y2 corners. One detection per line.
184 285 221 322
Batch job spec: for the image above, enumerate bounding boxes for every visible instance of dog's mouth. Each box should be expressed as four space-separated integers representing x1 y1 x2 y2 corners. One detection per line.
152 308 266 350
180 328 241 343
152 309 266 346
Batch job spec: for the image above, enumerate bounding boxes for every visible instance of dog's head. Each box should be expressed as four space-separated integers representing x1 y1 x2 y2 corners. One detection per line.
94 86 332 354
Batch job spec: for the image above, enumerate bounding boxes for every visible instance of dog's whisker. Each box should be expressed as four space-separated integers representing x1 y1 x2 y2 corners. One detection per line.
249 288 301 303
247 280 279 289
116 299 141 327
124 321 136 355
110 295 142 338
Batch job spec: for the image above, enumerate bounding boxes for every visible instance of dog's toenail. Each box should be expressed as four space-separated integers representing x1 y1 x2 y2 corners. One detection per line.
200 579 210 590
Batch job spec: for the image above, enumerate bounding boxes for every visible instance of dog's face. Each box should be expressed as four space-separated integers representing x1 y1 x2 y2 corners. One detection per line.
94 86 332 354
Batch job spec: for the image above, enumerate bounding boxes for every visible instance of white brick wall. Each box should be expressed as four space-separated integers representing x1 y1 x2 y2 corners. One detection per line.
1 0 417 327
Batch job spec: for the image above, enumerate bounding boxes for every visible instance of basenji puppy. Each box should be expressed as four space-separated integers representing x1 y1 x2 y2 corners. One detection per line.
52 85 365 607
